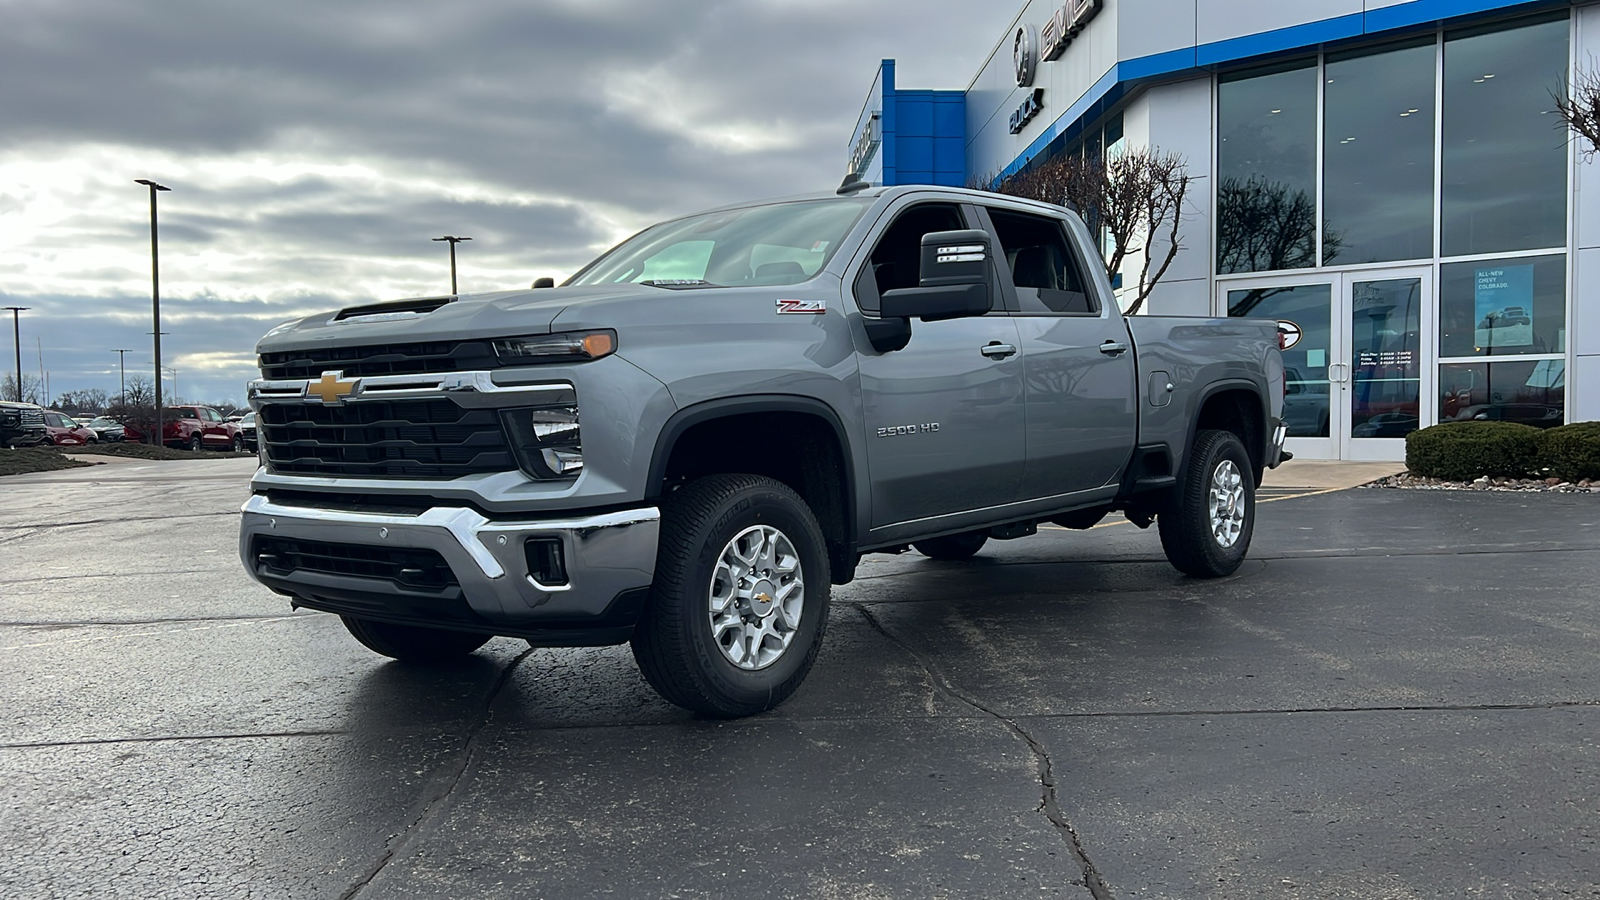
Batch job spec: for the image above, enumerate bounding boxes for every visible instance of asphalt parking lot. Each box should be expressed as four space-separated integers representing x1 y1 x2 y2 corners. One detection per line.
1 458 1597 900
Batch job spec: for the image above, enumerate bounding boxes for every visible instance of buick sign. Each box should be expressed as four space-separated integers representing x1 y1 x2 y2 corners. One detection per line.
1009 88 1044 134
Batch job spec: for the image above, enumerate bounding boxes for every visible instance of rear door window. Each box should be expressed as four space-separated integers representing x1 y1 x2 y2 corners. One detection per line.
986 208 1097 315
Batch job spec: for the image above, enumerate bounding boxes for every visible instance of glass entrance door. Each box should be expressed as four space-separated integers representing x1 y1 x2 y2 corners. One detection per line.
1221 267 1434 462
1341 269 1432 460
1223 274 1339 460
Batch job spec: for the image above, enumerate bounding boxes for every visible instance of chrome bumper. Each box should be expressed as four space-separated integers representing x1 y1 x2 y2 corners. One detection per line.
238 494 659 626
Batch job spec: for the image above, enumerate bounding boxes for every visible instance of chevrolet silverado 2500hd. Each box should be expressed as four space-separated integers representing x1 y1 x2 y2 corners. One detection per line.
239 184 1288 717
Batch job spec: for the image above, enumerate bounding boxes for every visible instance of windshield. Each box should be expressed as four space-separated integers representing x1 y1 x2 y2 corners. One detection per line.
568 198 872 289
89 417 117 427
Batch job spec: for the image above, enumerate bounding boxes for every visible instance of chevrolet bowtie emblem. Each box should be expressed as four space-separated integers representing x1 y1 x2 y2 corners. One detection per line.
307 371 358 405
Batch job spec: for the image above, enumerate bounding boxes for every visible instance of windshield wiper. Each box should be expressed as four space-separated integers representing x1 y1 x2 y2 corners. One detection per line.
637 279 716 290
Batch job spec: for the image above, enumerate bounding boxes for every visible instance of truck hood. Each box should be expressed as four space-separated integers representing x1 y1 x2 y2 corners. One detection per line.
254 285 653 354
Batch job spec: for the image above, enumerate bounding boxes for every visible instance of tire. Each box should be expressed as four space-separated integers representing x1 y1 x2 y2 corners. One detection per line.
189 434 202 452
1158 429 1256 578
231 434 243 453
912 531 989 560
340 616 491 662
630 474 830 718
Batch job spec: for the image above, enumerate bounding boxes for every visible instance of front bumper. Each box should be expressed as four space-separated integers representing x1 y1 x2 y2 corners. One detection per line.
239 494 660 645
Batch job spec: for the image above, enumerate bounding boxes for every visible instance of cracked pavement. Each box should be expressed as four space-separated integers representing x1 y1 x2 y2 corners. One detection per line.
1 458 1598 898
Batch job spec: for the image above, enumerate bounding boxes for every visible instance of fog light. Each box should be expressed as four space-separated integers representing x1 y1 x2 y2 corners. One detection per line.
525 537 568 587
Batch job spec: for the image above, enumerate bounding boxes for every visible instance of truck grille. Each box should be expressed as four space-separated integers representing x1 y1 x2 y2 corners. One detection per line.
252 535 458 589
258 340 500 380
259 399 513 478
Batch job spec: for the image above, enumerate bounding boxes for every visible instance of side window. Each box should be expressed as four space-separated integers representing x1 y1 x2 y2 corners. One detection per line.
987 208 1097 315
853 203 967 314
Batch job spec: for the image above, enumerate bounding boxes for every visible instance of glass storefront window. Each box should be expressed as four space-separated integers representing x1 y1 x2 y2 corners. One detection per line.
1323 40 1437 265
1217 60 1319 274
1438 254 1566 358
1439 360 1565 426
1228 284 1332 436
1441 16 1569 257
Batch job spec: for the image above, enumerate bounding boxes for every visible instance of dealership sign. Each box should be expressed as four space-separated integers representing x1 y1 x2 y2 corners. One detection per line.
1041 0 1103 61
848 112 881 177
1009 88 1044 134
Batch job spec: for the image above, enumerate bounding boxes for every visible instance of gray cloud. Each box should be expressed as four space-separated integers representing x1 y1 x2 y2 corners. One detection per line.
0 0 1009 404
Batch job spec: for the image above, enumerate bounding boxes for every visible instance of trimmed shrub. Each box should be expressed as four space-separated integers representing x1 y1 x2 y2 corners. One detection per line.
1405 421 1543 481
1540 421 1600 483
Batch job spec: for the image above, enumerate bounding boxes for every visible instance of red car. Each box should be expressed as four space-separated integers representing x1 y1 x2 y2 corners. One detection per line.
40 410 98 446
126 406 244 451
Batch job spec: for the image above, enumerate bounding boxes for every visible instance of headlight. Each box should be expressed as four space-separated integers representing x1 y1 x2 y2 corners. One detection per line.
493 330 616 364
501 405 583 479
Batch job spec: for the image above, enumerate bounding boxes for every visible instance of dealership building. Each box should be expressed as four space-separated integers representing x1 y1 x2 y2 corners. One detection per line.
848 0 1597 461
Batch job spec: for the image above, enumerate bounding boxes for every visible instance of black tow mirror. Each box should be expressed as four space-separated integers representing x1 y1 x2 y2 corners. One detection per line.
878 229 993 322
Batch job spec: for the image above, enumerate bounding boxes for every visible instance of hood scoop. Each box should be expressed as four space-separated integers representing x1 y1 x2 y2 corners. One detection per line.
334 296 455 323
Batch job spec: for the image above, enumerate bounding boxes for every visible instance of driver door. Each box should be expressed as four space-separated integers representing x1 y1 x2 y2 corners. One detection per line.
851 199 1026 533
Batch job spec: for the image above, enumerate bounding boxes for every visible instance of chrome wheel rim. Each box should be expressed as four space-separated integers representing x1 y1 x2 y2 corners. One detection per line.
1208 459 1246 548
707 524 805 671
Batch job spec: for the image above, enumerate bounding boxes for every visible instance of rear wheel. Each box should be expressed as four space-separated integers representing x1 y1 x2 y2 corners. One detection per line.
1158 429 1255 578
341 616 491 662
912 531 989 560
189 434 202 452
631 474 829 718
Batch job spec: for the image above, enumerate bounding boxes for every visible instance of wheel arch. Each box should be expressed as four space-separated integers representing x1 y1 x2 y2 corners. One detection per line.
1186 380 1269 486
646 395 859 584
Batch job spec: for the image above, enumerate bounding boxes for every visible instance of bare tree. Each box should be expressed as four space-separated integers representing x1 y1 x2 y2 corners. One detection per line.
55 388 109 415
107 375 159 444
1555 65 1600 156
2 373 43 405
974 148 1190 316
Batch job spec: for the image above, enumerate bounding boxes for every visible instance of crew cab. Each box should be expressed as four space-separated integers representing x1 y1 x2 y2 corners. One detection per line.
239 184 1288 718
127 406 244 451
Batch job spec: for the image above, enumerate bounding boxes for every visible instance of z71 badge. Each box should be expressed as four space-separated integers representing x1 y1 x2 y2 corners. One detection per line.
776 298 826 315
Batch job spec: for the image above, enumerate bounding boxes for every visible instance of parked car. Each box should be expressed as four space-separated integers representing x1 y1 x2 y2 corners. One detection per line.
87 416 126 442
238 411 257 450
1 401 49 448
40 410 97 446
125 405 245 451
1452 402 1563 428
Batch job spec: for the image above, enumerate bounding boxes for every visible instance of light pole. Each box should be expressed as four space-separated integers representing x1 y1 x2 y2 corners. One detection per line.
136 179 171 447
431 235 472 295
159 365 178 404
3 306 26 402
112 349 131 403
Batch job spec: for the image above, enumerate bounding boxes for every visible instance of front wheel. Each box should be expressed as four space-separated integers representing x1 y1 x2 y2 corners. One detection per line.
341 616 492 662
1158 429 1256 578
231 434 243 452
630 474 829 718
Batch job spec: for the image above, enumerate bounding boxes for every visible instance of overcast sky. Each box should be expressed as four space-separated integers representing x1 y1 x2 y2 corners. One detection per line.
0 0 1011 406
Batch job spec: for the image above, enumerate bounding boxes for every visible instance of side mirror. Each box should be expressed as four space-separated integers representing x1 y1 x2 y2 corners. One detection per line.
531 277 555 289
878 229 993 322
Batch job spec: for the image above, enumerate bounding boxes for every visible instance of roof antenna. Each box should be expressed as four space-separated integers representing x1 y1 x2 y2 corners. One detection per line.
837 173 872 195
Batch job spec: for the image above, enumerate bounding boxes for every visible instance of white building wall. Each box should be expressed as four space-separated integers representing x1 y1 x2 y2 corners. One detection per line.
1572 3 1600 422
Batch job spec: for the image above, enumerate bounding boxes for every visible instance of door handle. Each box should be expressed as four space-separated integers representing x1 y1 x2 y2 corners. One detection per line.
981 342 1018 360
1099 340 1129 355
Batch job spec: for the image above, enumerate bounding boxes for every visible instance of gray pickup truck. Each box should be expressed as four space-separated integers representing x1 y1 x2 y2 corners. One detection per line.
239 184 1288 717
